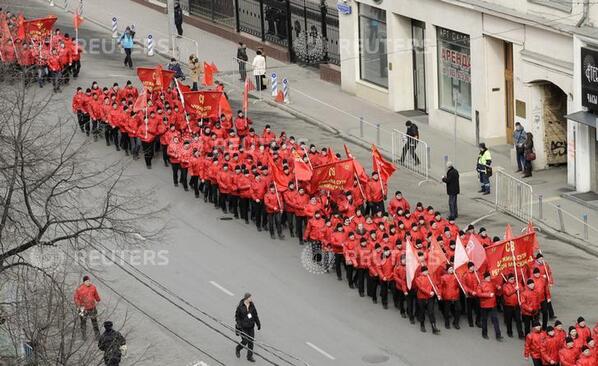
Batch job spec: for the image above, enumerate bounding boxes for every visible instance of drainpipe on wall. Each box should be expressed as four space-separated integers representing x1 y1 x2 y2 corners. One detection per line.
576 0 589 27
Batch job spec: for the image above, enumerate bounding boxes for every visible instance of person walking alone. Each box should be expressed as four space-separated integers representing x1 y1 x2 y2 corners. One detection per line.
98 321 127 366
118 26 135 69
237 42 248 81
442 161 459 219
73 275 101 340
174 1 184 37
252 50 266 91
188 54 201 91
235 293 261 363
523 132 535 178
399 120 420 166
512 122 526 172
476 143 492 195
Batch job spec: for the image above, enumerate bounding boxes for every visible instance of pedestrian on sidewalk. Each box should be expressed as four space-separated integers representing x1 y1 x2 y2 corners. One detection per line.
442 161 459 219
167 58 185 80
476 143 492 195
235 293 261 363
98 321 127 366
174 1 184 37
73 275 101 340
237 42 248 81
513 122 527 172
523 132 535 178
252 50 267 91
188 54 201 90
399 120 420 166
118 26 135 69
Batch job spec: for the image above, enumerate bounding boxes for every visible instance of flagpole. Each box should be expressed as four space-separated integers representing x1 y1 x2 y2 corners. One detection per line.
426 274 441 301
273 181 283 214
174 79 191 133
375 159 385 197
302 146 314 170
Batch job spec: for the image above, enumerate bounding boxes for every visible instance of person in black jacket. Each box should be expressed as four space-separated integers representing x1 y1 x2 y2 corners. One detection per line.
235 293 261 363
442 161 460 219
237 42 248 81
98 321 126 366
174 1 183 37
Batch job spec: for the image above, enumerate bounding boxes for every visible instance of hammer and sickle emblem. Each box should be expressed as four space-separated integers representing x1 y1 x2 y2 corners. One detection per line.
198 94 205 104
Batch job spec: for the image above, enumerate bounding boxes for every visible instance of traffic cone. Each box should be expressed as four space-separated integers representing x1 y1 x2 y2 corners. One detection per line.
275 90 284 103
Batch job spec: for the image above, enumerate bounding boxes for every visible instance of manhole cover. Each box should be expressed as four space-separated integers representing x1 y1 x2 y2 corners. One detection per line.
361 354 390 364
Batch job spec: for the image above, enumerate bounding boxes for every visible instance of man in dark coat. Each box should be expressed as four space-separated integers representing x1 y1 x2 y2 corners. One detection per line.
236 42 248 81
174 1 184 37
442 161 460 219
98 321 126 366
235 293 261 363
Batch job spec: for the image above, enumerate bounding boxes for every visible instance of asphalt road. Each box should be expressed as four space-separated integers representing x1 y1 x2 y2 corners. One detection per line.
9 1 598 365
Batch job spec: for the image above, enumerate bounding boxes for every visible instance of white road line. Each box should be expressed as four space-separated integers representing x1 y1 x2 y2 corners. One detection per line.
306 342 336 360
209 281 234 297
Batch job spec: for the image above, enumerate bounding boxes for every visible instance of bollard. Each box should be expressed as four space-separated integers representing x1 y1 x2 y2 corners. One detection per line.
271 72 278 97
427 146 431 170
359 117 364 137
147 35 154 56
538 195 543 220
282 78 289 104
583 214 588 240
112 17 118 39
376 123 381 145
556 204 565 232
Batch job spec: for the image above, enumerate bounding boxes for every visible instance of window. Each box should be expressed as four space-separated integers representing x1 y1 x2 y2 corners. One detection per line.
437 27 472 119
359 4 388 88
528 0 572 13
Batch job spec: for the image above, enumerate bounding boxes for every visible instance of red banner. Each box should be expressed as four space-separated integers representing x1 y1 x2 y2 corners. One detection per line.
136 66 176 92
309 159 355 194
484 232 536 279
372 145 396 183
23 16 57 39
182 91 222 119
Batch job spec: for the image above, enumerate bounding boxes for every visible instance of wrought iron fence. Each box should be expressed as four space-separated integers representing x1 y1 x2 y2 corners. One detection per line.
189 0 236 28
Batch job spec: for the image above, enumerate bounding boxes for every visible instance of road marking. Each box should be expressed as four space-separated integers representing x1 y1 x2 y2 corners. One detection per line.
306 342 335 360
209 281 234 297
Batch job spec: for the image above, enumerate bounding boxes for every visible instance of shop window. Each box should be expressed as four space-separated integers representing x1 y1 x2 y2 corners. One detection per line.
358 4 388 88
437 27 472 119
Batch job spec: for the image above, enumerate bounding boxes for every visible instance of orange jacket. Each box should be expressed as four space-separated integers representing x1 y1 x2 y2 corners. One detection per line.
524 331 543 359
73 284 101 311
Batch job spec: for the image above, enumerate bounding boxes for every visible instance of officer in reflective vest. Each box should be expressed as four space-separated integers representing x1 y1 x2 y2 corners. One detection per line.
476 143 492 195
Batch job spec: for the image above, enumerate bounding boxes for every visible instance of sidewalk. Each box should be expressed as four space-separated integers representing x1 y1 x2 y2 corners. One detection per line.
68 0 597 248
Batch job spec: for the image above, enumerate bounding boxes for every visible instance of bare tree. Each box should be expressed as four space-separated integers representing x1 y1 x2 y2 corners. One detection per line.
0 68 164 363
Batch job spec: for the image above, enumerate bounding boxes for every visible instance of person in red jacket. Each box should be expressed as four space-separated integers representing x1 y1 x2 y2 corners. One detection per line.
477 272 503 341
413 266 440 334
521 278 542 335
440 264 461 329
137 117 156 169
282 181 297 238
234 110 252 139
237 169 252 224
250 173 268 231
532 267 550 330
72 87 87 132
392 255 408 317
343 231 359 289
217 163 233 213
47 49 62 92
355 238 372 297
367 244 382 304
576 346 594 366
293 187 310 245
576 317 592 345
377 246 394 309
541 326 562 366
73 275 101 340
462 262 481 328
559 337 580 366
330 224 346 281
524 321 544 365
264 184 284 240
365 171 385 215
503 273 524 339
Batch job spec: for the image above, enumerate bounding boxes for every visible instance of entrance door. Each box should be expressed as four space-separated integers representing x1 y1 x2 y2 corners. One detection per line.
505 42 514 143
412 20 426 112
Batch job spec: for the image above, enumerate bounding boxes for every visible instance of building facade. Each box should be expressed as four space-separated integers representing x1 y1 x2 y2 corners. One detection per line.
338 0 598 193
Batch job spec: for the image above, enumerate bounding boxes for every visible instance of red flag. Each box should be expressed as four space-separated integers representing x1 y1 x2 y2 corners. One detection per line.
219 94 233 121
203 62 214 86
182 91 222 119
485 232 535 279
243 78 255 113
309 159 355 194
344 144 368 184
16 14 25 40
372 145 396 183
133 90 148 113
505 224 513 241
178 83 192 94
136 66 176 92
268 156 290 192
427 237 448 276
291 150 313 181
73 10 84 29
326 147 339 164
22 16 57 40
210 62 219 73
466 235 487 272
453 237 470 275
405 240 420 290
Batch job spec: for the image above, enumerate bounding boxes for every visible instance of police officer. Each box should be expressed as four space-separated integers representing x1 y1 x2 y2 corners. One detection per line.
98 321 127 366
235 293 261 363
476 143 492 195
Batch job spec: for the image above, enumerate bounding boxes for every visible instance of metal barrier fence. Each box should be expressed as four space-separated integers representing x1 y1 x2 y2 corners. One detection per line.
534 194 598 243
494 169 533 222
391 130 430 180
172 35 200 61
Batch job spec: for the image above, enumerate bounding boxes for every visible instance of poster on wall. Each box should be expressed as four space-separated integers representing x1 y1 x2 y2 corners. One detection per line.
437 27 472 118
581 46 598 113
